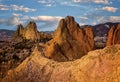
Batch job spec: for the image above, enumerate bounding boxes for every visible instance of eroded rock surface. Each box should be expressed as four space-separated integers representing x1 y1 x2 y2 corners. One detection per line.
45 16 94 61
107 23 120 46
2 45 120 82
14 22 40 41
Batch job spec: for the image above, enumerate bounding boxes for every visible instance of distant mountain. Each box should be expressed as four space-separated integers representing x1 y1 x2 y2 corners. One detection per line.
0 29 14 36
81 22 119 37
41 31 53 34
92 22 119 37
81 22 120 49
0 29 15 41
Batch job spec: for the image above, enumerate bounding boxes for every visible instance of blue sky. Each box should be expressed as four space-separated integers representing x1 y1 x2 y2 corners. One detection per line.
0 0 120 31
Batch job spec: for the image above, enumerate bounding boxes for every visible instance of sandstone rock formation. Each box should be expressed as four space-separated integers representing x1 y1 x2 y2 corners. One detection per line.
14 21 40 41
106 23 120 46
45 16 94 61
2 45 120 82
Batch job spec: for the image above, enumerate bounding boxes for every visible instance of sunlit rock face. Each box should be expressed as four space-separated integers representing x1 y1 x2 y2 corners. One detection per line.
2 45 120 82
45 16 94 61
14 21 40 41
107 23 120 46
14 24 24 38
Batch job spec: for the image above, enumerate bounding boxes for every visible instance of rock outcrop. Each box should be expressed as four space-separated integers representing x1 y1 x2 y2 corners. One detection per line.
45 16 94 61
106 23 120 46
14 21 40 41
39 32 52 42
14 24 24 38
2 45 120 82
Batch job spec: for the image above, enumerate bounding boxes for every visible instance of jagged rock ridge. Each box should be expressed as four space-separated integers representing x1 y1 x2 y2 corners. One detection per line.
14 22 40 41
2 45 120 82
45 16 94 61
107 23 120 46
14 21 52 41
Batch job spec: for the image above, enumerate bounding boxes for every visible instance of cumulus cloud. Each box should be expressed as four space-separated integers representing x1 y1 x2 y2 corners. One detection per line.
96 16 120 24
92 0 110 4
0 3 36 12
72 0 111 4
30 16 62 22
11 5 36 12
12 13 22 17
0 14 63 30
38 0 55 3
0 3 9 10
79 23 86 26
77 16 89 24
38 0 47 3
77 16 88 20
81 12 120 25
72 0 88 3
38 0 55 7
100 6 118 12
30 16 63 29
0 13 21 26
106 16 120 22
19 15 63 30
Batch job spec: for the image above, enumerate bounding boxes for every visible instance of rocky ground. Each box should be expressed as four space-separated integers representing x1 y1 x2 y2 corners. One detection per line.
0 40 49 80
1 45 120 82
0 40 35 79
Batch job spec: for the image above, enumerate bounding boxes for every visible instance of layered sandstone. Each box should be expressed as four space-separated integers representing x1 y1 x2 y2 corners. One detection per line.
106 23 120 46
2 45 120 82
45 16 94 61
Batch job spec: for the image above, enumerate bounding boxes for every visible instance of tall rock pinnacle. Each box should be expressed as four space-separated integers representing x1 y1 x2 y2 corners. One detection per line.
106 23 120 46
14 21 40 41
24 22 40 40
45 16 95 61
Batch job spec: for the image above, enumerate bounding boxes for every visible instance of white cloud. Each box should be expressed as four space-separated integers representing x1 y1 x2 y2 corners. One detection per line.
45 4 52 7
12 13 22 17
72 0 89 3
96 16 120 24
92 21 97 25
79 23 86 26
107 16 120 22
20 15 63 30
38 0 47 3
0 3 9 10
60 1 80 7
92 0 110 4
60 2 70 5
11 5 36 12
77 16 88 20
100 6 118 12
72 0 111 4
0 3 36 12
38 0 55 3
30 16 63 22
0 13 21 26
38 0 55 7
